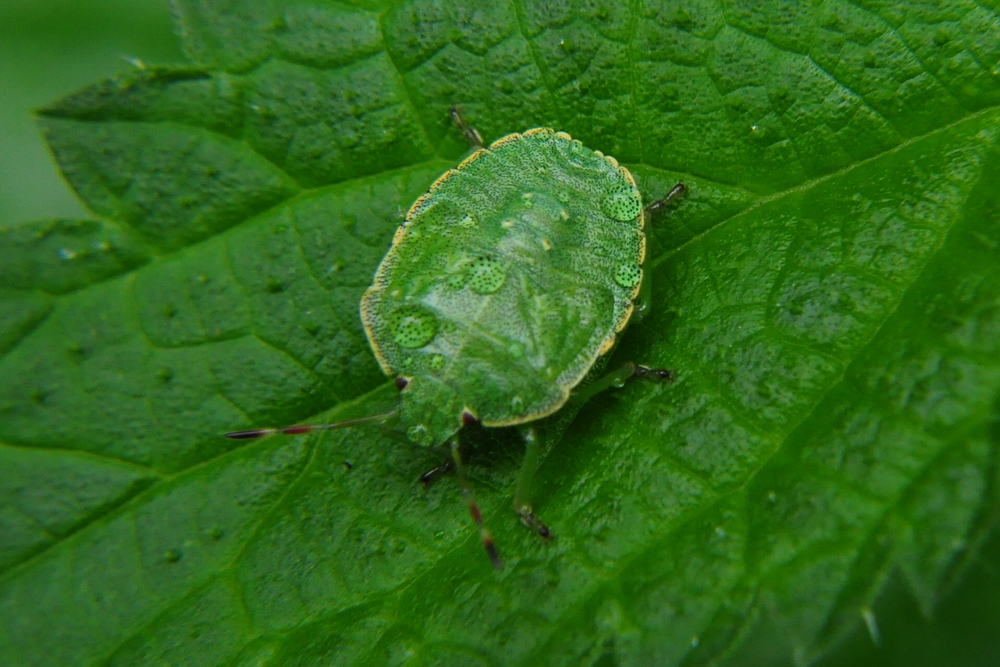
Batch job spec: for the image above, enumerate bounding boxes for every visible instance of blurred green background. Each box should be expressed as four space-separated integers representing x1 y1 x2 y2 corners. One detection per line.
1 1 996 664
0 0 182 223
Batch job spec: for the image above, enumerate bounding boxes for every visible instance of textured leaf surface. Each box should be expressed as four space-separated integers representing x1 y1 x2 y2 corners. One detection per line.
2 1 999 665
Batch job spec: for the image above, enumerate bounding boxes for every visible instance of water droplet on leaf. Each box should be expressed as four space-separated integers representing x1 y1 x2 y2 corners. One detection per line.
407 424 433 446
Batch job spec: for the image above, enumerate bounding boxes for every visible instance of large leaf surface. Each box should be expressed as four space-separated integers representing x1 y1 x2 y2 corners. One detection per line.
2 1 1000 665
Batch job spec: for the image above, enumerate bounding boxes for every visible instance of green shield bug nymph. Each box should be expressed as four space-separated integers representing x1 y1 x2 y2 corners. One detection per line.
226 110 685 569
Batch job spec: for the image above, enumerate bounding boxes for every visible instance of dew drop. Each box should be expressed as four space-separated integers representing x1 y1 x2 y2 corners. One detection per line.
614 264 642 289
522 192 535 208
407 424 433 446
557 191 571 203
428 353 446 371
508 341 524 358
459 214 477 228
510 396 525 415
468 256 506 295
58 248 77 260
602 187 642 221
391 306 437 348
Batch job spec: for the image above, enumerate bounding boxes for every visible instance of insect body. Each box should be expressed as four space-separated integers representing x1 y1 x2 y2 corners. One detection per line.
228 115 684 568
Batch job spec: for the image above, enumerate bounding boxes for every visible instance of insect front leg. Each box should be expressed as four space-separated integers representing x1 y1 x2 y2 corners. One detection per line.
569 362 674 405
643 182 686 218
514 426 551 539
634 264 653 324
449 106 484 149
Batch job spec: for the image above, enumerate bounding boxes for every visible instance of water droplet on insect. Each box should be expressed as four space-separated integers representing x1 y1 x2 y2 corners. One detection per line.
511 396 525 414
428 353 446 371
459 214 477 228
441 320 456 333
614 264 641 289
446 272 466 289
58 248 77 260
468 256 506 295
612 377 626 388
407 424 433 446
601 188 642 221
522 192 535 208
501 219 516 229
557 191 571 203
508 341 524 358
391 306 437 348
560 208 570 220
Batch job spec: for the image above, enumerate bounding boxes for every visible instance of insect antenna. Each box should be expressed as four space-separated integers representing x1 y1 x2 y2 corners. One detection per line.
450 439 502 570
224 412 395 440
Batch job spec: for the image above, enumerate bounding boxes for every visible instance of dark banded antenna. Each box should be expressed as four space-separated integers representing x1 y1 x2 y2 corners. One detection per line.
225 412 394 440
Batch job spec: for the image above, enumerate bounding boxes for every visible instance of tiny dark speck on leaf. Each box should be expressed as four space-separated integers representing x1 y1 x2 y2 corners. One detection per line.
266 277 284 293
164 549 182 563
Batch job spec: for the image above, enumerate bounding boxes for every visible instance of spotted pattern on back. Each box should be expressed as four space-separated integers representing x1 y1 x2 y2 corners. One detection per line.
361 129 644 425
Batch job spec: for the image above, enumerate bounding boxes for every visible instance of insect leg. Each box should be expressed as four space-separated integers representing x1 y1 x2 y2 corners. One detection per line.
450 438 502 569
569 362 674 405
514 427 552 539
643 182 686 217
449 106 484 149
633 264 653 324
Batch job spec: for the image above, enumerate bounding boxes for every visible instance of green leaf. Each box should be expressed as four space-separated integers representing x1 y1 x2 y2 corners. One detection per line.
2 1 999 665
